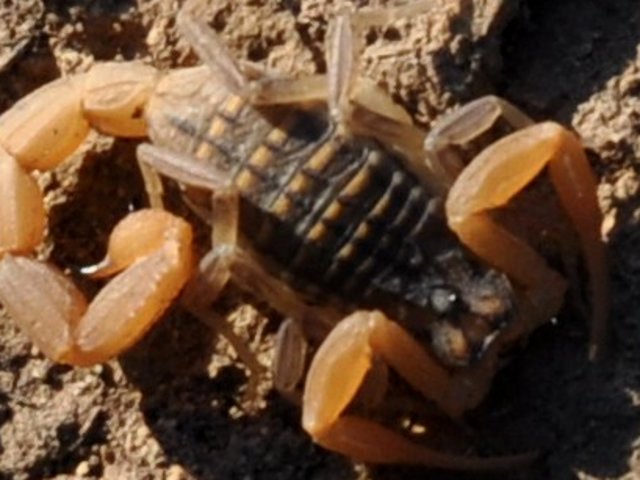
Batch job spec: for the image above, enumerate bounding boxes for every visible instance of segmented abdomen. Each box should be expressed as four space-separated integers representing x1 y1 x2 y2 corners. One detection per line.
160 91 441 302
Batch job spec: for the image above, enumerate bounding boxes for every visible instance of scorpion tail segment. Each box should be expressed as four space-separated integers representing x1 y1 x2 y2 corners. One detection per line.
81 209 192 280
0 76 90 171
0 255 87 362
0 149 45 256
0 210 193 366
303 311 535 469
83 62 158 138
73 210 194 362
73 225 193 366
0 61 156 172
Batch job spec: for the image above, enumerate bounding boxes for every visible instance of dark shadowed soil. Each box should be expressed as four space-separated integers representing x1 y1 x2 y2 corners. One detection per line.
1 1 639 479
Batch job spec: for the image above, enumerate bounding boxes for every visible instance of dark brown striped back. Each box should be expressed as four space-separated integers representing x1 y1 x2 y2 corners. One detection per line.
147 79 515 367
208 98 445 302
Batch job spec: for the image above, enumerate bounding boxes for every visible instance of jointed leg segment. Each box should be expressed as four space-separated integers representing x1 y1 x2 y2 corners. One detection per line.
181 221 341 396
424 95 535 191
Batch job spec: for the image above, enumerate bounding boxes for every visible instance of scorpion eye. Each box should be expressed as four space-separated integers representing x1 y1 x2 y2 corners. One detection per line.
429 286 460 317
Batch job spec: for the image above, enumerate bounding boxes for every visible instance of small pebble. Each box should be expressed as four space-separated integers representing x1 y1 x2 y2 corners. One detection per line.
166 464 187 480
75 460 90 477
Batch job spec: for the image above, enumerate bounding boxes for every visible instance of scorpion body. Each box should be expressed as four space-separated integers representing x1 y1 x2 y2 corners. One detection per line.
148 65 514 367
0 2 608 469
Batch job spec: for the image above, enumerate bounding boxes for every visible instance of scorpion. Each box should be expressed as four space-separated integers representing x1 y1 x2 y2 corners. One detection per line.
0 0 609 471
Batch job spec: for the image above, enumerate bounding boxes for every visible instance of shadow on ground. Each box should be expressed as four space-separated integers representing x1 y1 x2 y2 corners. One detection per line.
501 0 640 122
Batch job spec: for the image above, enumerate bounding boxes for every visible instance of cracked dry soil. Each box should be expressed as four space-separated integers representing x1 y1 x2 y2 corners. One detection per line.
1 1 640 479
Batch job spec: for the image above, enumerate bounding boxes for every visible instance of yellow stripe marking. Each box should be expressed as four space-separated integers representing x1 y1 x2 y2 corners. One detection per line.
196 116 228 159
323 201 344 225
288 173 313 195
208 117 227 138
265 112 300 149
271 195 295 219
353 221 372 242
220 94 245 118
249 145 272 169
370 191 392 218
236 144 276 194
195 141 214 160
336 242 356 262
266 125 289 148
307 222 328 243
305 141 338 174
341 167 371 199
235 169 259 192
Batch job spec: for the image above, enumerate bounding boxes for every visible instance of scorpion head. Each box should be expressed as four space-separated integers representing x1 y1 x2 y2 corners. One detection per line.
423 250 516 367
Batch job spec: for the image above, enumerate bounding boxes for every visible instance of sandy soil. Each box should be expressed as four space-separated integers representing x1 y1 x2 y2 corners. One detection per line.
0 0 639 479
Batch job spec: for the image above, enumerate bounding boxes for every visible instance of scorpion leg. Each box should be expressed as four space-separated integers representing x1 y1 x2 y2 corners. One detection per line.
324 8 447 193
0 148 45 254
235 6 423 128
273 318 308 403
178 3 425 164
325 5 441 132
176 3 340 109
177 2 329 107
176 4 247 93
176 186 339 395
302 310 534 469
184 244 342 399
247 74 328 106
0 210 193 365
137 134 339 397
446 122 608 358
424 96 535 191
137 143 232 191
185 240 341 380
138 146 268 380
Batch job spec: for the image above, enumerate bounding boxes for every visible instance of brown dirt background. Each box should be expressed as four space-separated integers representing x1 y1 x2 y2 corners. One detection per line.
1 0 640 479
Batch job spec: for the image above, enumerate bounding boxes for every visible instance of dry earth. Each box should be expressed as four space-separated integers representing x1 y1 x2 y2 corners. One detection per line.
0 0 639 479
